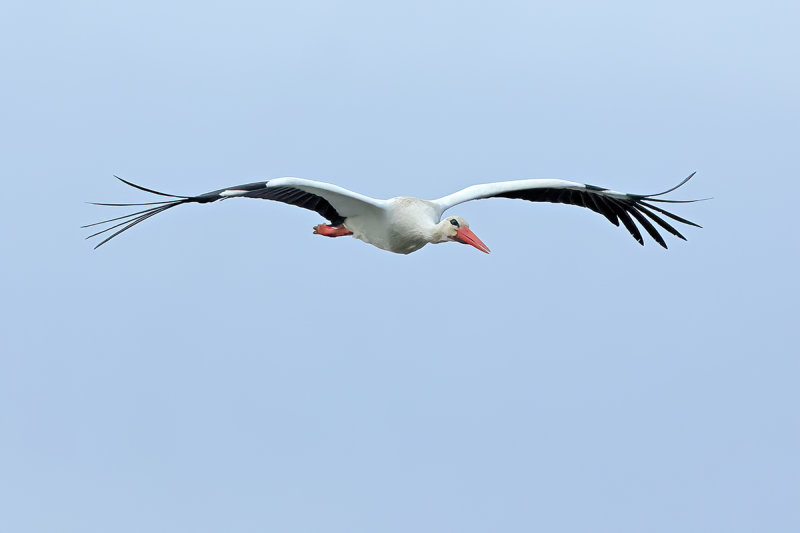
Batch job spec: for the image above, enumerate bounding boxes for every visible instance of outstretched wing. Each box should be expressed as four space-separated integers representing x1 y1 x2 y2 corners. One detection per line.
432 172 705 248
84 176 386 249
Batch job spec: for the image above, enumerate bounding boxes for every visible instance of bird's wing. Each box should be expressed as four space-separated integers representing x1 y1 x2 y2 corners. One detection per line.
84 176 386 249
432 173 705 248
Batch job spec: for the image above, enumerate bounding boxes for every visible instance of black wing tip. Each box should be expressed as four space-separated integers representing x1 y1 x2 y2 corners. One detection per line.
88 200 177 207
86 203 178 249
112 175 190 199
637 172 704 245
84 177 194 248
643 171 703 200
601 173 705 248
679 170 697 187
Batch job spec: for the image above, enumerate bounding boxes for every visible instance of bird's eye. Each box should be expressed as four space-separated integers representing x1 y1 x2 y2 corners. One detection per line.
450 219 460 227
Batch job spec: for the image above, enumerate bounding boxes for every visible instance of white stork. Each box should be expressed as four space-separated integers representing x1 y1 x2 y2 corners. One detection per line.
84 173 703 253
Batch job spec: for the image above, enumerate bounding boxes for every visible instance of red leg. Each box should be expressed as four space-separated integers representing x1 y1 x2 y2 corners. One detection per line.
313 224 353 237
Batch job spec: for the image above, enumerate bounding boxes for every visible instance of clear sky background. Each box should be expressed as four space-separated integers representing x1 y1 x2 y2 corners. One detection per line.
1 1 798 531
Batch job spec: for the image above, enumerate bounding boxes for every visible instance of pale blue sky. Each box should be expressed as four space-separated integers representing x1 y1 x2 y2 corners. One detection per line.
1 1 798 532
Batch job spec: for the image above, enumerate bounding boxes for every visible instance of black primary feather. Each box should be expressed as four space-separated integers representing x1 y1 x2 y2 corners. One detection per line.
84 177 345 248
492 172 706 248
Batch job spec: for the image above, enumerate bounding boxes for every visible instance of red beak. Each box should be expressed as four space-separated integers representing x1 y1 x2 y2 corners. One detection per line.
455 227 490 254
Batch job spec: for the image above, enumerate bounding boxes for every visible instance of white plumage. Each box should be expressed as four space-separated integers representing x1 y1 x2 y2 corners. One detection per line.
85 173 704 253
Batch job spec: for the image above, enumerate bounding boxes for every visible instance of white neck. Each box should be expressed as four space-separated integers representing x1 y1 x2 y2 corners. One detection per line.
426 219 454 244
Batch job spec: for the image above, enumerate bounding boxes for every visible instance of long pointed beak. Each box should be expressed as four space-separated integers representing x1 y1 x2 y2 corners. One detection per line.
455 227 490 254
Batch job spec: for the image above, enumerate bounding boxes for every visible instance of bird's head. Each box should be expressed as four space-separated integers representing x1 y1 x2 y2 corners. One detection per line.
436 216 490 253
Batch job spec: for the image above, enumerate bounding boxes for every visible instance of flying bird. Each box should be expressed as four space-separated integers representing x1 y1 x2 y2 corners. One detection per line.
84 173 703 253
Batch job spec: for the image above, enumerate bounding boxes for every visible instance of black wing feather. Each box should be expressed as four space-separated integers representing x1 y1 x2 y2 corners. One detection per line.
594 196 621 226
636 203 687 241
242 186 346 226
491 172 703 248
606 199 644 245
639 200 702 228
85 179 346 248
624 201 667 248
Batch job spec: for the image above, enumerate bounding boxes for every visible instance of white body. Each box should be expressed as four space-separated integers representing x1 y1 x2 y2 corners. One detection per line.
343 197 440 254
269 177 587 254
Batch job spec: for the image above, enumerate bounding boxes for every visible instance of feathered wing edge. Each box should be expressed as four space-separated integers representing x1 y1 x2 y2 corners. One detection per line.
562 173 706 249
83 176 350 249
82 177 190 249
591 171 708 248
